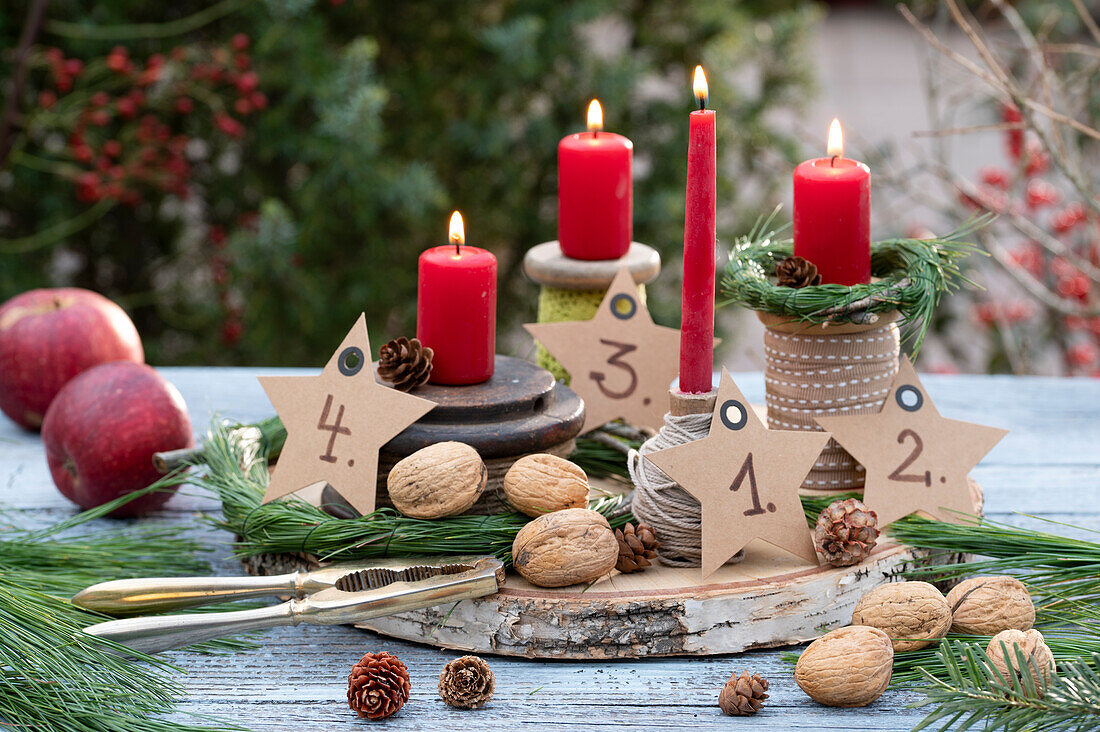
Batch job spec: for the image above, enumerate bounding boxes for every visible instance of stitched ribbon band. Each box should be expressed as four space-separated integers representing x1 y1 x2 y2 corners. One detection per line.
762 317 900 492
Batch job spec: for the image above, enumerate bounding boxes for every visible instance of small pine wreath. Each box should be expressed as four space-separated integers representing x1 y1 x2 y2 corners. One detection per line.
719 209 989 351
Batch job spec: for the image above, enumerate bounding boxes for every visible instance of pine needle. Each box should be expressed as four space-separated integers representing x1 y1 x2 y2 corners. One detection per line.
719 215 990 352
912 642 1100 732
0 480 242 731
192 420 633 564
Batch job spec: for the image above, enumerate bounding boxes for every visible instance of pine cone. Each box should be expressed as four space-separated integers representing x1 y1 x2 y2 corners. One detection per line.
718 671 769 716
615 522 660 573
775 256 822 288
377 337 433 392
438 655 495 709
814 498 880 567
347 651 411 720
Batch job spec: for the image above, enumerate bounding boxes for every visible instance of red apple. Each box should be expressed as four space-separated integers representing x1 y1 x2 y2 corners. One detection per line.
42 361 193 516
0 287 144 430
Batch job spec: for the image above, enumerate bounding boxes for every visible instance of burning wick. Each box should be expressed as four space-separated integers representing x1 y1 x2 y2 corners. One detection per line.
449 210 464 256
827 118 844 167
693 65 708 111
587 99 603 139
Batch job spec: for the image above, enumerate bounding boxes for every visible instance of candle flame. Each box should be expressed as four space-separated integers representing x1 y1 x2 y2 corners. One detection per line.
827 118 844 158
587 99 603 133
448 210 465 248
693 66 708 110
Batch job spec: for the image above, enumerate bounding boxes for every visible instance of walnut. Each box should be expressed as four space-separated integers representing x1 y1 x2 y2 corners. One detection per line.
794 626 894 707
511 508 618 587
986 629 1055 691
946 576 1035 635
851 581 952 652
386 442 486 519
502 454 589 517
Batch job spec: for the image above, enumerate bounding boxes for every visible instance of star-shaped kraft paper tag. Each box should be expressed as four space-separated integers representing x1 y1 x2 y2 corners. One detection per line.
815 356 1007 528
258 314 435 515
645 369 829 578
524 267 686 432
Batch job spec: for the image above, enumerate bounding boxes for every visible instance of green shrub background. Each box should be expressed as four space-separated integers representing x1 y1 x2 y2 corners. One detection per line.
0 0 819 365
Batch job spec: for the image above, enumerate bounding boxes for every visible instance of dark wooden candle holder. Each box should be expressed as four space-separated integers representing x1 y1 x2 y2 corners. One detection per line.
322 355 585 516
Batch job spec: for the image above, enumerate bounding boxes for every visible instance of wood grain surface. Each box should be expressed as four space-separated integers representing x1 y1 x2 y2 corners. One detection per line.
1 368 1097 730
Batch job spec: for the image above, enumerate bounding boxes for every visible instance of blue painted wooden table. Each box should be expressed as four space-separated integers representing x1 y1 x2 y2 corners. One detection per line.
2 368 1097 731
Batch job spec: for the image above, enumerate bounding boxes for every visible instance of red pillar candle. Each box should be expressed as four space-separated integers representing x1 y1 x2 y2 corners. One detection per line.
557 99 633 261
679 66 717 394
417 211 497 385
793 119 871 286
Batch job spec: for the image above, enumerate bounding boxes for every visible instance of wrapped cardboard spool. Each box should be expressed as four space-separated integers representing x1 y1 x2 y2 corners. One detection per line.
757 311 900 494
523 240 660 381
630 386 746 568
322 355 585 516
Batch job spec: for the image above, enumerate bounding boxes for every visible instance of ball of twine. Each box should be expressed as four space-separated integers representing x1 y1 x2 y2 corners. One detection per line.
628 412 745 568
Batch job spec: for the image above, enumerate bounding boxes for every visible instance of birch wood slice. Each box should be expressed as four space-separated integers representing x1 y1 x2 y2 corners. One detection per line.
357 480 979 659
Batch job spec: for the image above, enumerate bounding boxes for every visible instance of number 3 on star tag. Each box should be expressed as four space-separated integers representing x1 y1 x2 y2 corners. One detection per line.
588 338 638 399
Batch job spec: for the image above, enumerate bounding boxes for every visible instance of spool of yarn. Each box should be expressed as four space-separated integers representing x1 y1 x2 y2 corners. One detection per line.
758 311 900 493
629 388 746 568
524 241 661 382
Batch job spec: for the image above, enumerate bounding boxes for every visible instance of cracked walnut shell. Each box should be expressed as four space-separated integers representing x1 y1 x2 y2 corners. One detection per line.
502 453 590 517
511 508 618 587
851 581 952 652
387 442 487 519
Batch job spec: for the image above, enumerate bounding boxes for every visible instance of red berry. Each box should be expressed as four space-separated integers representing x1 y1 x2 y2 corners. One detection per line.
106 48 130 74
231 33 251 51
91 91 110 107
73 144 93 163
44 47 64 64
38 90 57 109
235 71 259 94
249 91 268 110
214 113 245 138
221 319 245 346
74 171 101 202
116 98 138 119
89 109 111 126
233 97 252 116
234 53 251 70
1067 342 1098 368
174 96 195 114
63 58 84 76
54 74 73 92
147 53 165 68
137 66 161 86
103 140 122 158
979 166 1009 190
1025 179 1060 208
171 46 188 62
209 225 227 245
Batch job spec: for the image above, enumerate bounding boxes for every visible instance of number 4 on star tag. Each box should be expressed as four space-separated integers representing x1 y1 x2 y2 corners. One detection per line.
258 314 435 515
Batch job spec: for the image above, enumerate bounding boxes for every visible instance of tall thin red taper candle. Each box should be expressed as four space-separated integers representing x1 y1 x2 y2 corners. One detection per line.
679 66 716 394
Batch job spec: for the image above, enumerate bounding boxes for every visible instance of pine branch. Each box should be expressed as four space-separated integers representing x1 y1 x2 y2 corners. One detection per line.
913 642 1100 732
0 482 244 731
194 419 633 563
